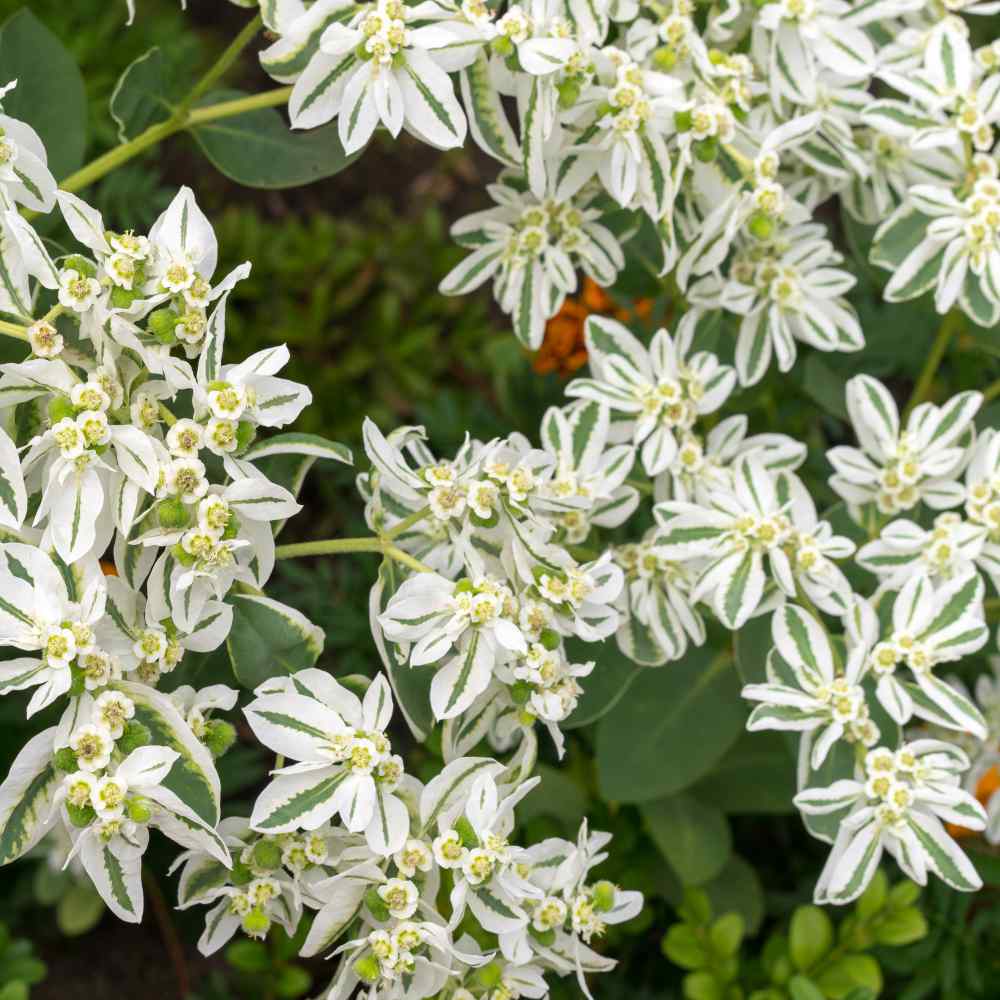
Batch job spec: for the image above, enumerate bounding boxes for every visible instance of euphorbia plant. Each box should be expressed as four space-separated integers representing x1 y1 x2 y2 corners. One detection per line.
0 0 1000 996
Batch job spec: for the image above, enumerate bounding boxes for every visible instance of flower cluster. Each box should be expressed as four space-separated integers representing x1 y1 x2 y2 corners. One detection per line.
0 93 640 1000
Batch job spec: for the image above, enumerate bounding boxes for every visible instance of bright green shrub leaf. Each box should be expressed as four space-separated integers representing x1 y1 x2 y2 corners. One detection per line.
191 88 357 189
596 645 744 802
110 47 170 142
788 976 825 1000
873 906 928 946
56 883 104 937
662 924 708 970
682 971 723 1000
641 793 732 886
789 905 834 971
709 913 745 957
815 954 882 999
226 592 325 690
0 8 87 179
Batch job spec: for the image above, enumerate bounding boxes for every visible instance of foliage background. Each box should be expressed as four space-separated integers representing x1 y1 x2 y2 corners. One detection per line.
1 1 1000 998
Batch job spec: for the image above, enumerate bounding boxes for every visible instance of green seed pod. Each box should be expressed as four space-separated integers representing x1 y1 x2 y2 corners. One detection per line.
454 578 476 594
491 36 513 56
230 860 254 887
747 212 775 241
127 797 153 823
353 953 381 984
221 513 241 541
252 838 284 870
653 46 677 70
204 719 237 758
592 880 617 912
694 137 719 163
147 308 179 344
539 628 561 651
529 926 556 946
241 907 271 937
158 498 190 530
476 962 503 989
118 720 152 755
53 747 78 772
673 109 693 132
171 544 196 567
510 680 534 706
67 803 96 828
557 78 581 110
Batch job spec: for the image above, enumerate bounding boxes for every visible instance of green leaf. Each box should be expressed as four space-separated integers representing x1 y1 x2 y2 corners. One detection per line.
0 8 87 179
112 681 221 825
191 88 357 189
709 913 744 957
56 882 105 937
110 47 171 143
789 976 825 1000
641 793 732 885
0 728 60 865
517 763 586 827
226 938 270 973
596 645 745 802
700 855 765 936
690 732 796 815
815 955 882 999
562 635 641 729
734 614 771 685
873 906 928 946
789 905 834 971
226 593 324 690
662 924 708 970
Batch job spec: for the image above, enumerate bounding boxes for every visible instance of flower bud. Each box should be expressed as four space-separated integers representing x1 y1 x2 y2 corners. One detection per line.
53 747 78 772
747 212 774 241
158 498 190 530
491 36 513 56
673 109 693 132
454 578 476 594
204 719 237 758
539 628 560 651
252 838 283 870
67 803 96 828
557 78 581 110
118 720 152 755
147 308 179 344
694 137 718 163
653 46 677 70
241 907 271 938
510 680 533 705
127 797 153 823
476 962 503 988
592 880 617 911
353 953 381 984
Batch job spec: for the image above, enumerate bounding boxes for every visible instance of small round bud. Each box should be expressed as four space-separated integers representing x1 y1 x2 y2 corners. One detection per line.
653 46 677 70
230 861 254 886
147 308 179 344
510 680 533 705
517 708 536 726
353 953 381 985
204 719 237 758
747 212 774 241
48 396 76 424
157 498 190 530
118 720 152 755
241 907 271 938
127 797 153 823
67 803 96 828
476 962 503 989
673 109 693 132
491 36 513 56
694 137 718 163
539 628 560 651
557 78 581 109
252 839 283 870
54 747 78 772
592 880 617 911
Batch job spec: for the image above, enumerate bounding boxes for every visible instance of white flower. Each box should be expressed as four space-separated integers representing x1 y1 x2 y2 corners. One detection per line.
567 315 735 476
829 375 981 515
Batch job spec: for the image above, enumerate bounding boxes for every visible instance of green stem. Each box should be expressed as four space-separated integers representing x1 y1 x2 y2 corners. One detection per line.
178 13 263 116
0 320 28 342
383 505 431 540
903 309 963 420
626 477 654 496
274 535 433 573
982 377 1000 406
158 403 177 427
